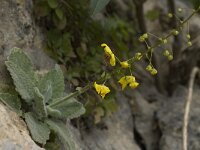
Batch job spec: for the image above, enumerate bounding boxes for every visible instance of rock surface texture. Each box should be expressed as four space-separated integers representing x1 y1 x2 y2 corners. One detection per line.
80 93 141 150
158 86 200 150
0 103 44 150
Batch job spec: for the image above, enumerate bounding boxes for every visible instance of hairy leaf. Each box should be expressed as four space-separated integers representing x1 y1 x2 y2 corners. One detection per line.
5 48 36 102
43 82 53 103
46 119 75 150
38 65 64 102
90 0 111 15
25 112 50 144
46 106 61 117
33 87 47 118
47 98 85 119
0 93 21 115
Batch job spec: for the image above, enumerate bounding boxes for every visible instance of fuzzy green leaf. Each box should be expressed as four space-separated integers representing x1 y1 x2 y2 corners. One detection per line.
25 112 50 144
33 87 47 118
0 93 21 115
43 82 53 103
39 65 64 102
90 0 111 15
46 119 75 150
47 0 58 9
5 48 36 102
47 98 85 119
46 106 61 117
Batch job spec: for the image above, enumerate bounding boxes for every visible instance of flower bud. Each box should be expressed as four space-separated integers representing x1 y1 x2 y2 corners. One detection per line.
168 55 173 61
139 36 145 42
146 65 153 71
187 41 192 47
143 33 148 39
172 30 179 36
135 52 142 60
168 13 173 18
178 8 182 13
163 50 170 57
186 34 191 40
162 39 168 44
150 68 157 75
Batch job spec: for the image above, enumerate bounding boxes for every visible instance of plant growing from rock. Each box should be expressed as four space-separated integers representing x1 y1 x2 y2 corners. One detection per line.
0 48 86 149
0 2 199 149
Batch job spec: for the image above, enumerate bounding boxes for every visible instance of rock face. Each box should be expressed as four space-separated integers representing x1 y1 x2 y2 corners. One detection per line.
0 0 53 149
80 93 141 150
0 0 55 73
0 103 44 150
158 86 200 150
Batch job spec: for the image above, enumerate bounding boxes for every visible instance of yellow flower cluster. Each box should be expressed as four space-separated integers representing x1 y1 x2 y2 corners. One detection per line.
94 82 110 99
95 43 140 98
101 43 116 66
118 76 139 90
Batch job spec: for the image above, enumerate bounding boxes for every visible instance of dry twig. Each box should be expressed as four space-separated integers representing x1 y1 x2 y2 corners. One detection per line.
182 67 199 150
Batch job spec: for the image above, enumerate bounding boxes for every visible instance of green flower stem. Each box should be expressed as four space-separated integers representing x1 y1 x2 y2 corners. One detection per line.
48 67 120 108
48 84 91 107
128 7 199 64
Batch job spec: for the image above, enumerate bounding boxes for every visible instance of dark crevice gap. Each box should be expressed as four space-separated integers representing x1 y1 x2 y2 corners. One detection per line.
154 112 162 150
133 115 146 150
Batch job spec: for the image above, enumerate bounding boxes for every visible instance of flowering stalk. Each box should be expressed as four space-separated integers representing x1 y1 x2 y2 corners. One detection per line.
48 84 91 107
49 6 200 101
128 7 200 64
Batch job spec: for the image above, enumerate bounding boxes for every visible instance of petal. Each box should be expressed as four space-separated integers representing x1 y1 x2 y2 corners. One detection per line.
120 61 130 68
129 82 139 89
104 47 113 56
118 77 128 90
110 53 116 66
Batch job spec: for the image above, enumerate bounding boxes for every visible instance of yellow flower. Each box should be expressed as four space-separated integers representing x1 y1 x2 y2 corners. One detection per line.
120 61 130 68
118 76 136 90
129 82 139 89
110 53 116 66
101 43 116 66
101 43 112 56
94 82 110 99
118 76 139 90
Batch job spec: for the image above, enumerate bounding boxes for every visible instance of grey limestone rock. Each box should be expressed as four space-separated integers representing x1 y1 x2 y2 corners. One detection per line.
0 103 44 150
